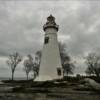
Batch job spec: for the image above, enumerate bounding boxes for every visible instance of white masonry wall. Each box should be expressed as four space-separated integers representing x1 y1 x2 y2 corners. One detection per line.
37 28 62 81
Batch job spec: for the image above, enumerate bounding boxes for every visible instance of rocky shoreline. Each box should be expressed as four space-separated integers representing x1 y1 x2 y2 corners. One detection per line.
0 79 100 100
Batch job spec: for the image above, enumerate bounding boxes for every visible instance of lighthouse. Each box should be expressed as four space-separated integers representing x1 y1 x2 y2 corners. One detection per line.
38 15 62 81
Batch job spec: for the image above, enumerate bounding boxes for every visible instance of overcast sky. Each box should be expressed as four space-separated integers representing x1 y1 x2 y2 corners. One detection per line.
0 0 100 78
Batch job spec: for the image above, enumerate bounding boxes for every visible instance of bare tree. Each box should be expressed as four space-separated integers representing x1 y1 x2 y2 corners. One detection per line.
85 52 100 78
59 42 75 77
32 62 39 80
32 51 42 80
29 51 42 80
23 54 33 80
6 52 22 80
34 50 42 75
62 56 75 76
23 54 41 80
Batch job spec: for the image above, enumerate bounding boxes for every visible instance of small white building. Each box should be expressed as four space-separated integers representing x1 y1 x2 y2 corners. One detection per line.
36 15 62 81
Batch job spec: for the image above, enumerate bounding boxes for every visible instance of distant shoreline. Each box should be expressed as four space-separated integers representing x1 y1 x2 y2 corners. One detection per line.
0 77 33 81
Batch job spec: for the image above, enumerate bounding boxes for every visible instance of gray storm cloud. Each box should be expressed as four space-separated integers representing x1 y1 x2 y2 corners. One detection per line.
0 0 100 77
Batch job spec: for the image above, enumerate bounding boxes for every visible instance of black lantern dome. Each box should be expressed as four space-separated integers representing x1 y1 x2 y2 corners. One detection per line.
43 14 59 31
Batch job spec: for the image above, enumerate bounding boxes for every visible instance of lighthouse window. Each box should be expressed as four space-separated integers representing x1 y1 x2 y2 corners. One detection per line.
44 37 49 44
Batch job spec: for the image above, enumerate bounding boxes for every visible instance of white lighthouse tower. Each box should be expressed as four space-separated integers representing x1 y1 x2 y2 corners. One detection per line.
38 15 62 81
